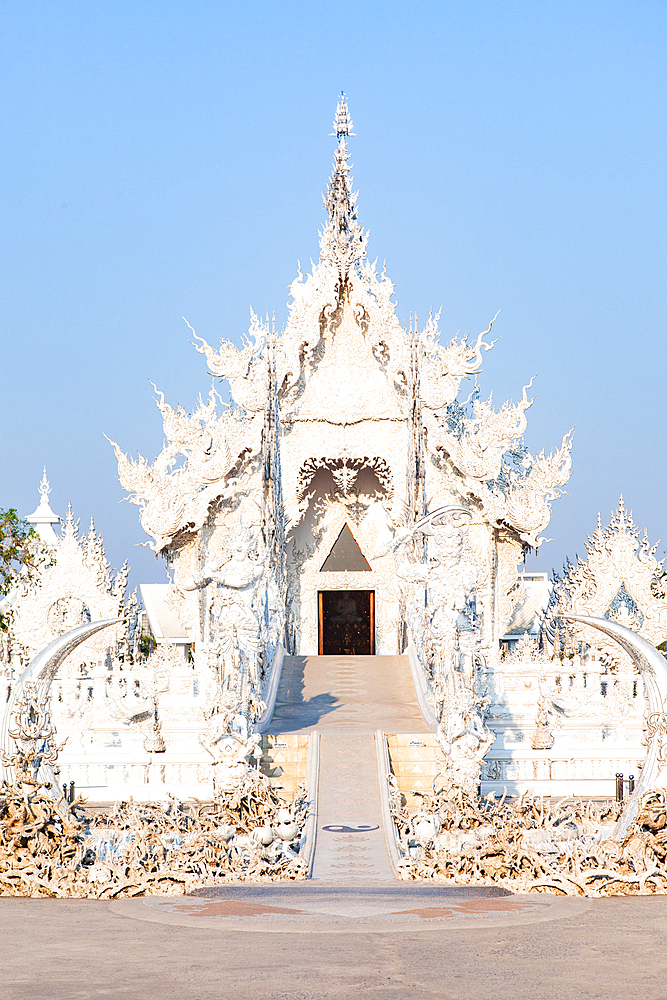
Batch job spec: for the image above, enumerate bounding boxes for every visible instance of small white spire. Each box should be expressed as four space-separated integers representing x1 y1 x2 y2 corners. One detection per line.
26 468 61 545
38 467 51 502
331 92 355 140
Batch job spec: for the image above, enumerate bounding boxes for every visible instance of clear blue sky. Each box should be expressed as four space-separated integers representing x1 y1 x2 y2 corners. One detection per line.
1 1 666 592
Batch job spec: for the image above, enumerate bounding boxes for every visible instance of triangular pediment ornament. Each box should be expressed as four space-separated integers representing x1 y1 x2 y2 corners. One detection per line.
604 584 644 631
547 497 667 664
320 523 371 572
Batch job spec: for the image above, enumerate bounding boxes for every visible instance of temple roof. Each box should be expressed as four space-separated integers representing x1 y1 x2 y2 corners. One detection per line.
140 584 192 643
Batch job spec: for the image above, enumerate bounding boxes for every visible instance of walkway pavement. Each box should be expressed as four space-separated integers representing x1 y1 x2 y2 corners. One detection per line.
267 654 427 880
311 734 393 882
2 891 667 999
267 654 426 734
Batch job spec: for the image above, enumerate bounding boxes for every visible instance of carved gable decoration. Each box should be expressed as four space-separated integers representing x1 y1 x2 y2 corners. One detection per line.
288 301 405 425
9 501 130 668
551 497 667 659
320 523 372 572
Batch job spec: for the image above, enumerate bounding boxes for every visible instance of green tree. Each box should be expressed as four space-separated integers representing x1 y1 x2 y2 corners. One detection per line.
0 509 39 631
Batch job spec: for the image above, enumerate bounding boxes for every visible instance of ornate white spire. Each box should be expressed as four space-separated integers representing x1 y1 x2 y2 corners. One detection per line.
26 468 61 545
38 467 51 502
63 502 78 541
331 91 355 140
320 93 368 279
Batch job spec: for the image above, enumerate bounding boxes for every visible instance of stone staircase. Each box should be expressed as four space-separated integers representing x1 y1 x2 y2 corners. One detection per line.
258 733 309 800
385 733 445 809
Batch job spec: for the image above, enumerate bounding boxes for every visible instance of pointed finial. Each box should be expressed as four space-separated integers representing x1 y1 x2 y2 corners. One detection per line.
320 93 367 274
64 502 76 536
331 92 355 140
26 467 61 543
39 467 51 502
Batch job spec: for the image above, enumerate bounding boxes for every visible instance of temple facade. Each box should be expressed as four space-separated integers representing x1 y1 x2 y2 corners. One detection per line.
112 99 570 671
105 96 574 795
5 98 661 802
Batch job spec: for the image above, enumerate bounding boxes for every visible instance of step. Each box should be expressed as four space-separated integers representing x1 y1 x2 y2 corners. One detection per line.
259 734 309 801
386 733 444 808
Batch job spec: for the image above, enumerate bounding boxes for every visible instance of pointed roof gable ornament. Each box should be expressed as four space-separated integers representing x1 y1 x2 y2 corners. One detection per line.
26 468 61 545
320 93 368 282
548 495 667 662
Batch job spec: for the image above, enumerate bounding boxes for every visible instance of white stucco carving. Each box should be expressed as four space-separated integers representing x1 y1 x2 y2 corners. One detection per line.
480 498 667 798
549 497 667 664
8 98 658 810
102 95 572 793
6 498 132 675
2 681 62 783
108 383 259 555
3 98 664 816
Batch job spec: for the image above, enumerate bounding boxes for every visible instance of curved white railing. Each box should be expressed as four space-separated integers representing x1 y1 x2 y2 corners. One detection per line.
300 731 320 876
1 618 122 787
254 643 286 734
406 641 439 733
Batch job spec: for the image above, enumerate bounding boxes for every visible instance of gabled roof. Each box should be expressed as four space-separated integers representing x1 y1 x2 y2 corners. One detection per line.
140 584 191 643
504 573 552 639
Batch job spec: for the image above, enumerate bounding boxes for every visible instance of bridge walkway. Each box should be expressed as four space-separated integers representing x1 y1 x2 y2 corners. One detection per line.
266 654 428 882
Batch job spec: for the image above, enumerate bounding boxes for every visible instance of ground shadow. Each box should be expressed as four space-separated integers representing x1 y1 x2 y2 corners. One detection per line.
266 656 343 732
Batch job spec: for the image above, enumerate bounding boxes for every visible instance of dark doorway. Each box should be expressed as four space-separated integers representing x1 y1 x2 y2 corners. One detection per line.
318 590 375 655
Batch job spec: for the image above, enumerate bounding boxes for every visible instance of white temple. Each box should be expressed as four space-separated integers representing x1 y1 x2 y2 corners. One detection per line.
112 103 569 669
2 97 664 802
103 94 575 798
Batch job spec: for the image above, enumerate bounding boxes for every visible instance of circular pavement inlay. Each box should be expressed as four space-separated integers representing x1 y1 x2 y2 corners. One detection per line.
110 884 590 934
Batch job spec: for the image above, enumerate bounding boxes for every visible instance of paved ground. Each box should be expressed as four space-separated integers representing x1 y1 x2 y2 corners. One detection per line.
2 888 667 999
267 654 426 734
130 881 539 930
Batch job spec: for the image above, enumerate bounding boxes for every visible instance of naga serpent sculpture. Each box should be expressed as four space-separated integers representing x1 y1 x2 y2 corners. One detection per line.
1 619 122 790
565 614 667 841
